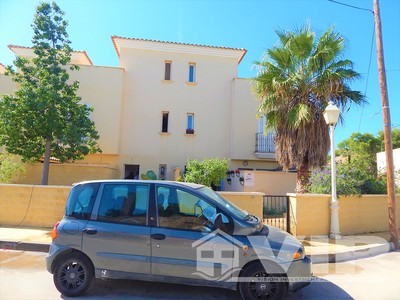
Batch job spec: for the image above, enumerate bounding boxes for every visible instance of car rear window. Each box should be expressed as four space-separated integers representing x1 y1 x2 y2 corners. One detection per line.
65 183 100 219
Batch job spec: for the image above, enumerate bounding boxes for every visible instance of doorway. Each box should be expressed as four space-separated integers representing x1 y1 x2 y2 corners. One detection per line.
124 164 140 179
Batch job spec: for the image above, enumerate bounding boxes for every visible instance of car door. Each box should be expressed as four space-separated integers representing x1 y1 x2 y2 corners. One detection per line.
151 185 235 281
81 182 151 276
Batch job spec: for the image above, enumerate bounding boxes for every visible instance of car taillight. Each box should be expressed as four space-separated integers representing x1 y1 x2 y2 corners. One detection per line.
51 221 60 240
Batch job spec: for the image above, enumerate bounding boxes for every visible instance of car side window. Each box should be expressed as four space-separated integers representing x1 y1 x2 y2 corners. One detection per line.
97 183 149 225
156 186 229 232
65 183 100 220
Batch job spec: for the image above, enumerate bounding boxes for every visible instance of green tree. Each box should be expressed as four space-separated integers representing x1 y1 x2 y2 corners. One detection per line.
0 2 100 185
184 158 229 188
337 132 380 174
0 153 26 183
253 23 365 193
377 128 400 150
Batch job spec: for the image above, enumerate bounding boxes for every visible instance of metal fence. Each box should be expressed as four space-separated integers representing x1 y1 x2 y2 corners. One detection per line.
263 195 290 233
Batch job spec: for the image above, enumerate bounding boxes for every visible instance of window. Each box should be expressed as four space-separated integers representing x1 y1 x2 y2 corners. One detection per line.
186 113 194 134
97 183 149 225
65 183 100 220
188 62 196 83
161 112 169 133
156 186 230 232
164 60 171 80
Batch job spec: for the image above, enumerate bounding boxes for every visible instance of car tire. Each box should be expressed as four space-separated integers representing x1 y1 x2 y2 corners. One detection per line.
239 262 287 300
53 252 94 297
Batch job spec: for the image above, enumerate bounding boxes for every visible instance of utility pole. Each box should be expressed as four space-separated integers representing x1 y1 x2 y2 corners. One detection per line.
373 0 399 250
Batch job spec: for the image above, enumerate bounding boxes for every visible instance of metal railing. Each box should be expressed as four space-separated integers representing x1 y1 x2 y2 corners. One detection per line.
255 132 276 153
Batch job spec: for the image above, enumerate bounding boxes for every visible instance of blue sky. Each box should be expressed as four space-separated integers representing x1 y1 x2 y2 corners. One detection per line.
0 0 399 146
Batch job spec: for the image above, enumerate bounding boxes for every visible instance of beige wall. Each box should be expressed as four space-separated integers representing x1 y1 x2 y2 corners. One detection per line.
117 47 238 179
69 65 124 155
219 192 264 220
0 184 71 228
0 74 16 93
0 184 263 228
16 160 119 185
224 170 296 194
289 194 400 237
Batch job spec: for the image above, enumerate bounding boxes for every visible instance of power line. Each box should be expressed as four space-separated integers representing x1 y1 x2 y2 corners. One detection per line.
327 0 374 13
358 22 376 132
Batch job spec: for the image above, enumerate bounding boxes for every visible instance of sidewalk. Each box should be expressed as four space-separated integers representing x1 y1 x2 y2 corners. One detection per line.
0 226 396 264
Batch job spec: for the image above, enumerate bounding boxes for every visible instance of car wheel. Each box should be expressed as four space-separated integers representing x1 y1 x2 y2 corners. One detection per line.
239 262 287 300
53 252 94 297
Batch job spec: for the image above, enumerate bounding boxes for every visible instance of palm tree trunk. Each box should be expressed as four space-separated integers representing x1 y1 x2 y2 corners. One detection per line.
296 162 310 193
40 139 51 185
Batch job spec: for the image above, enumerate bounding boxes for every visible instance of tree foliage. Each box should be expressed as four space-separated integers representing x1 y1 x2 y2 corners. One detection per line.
183 158 229 188
307 163 388 196
253 23 365 193
0 2 100 185
378 128 400 150
337 132 381 174
0 153 26 183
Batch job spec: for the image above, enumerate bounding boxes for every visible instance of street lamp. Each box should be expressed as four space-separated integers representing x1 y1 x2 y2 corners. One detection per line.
323 101 341 240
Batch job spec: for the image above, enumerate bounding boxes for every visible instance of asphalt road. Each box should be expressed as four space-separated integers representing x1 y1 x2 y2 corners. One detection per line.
1 250 399 299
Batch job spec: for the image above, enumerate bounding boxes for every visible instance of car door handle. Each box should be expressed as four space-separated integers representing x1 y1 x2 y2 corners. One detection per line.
151 233 166 240
82 228 97 235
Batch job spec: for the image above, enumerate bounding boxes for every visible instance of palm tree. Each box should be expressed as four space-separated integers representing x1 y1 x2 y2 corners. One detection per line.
253 24 366 193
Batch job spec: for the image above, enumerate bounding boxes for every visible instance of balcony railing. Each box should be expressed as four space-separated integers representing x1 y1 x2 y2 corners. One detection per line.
255 132 276 159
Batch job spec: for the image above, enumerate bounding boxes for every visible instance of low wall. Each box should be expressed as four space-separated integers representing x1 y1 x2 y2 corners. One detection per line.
289 194 400 236
218 192 264 220
0 184 71 228
0 184 264 228
15 162 119 185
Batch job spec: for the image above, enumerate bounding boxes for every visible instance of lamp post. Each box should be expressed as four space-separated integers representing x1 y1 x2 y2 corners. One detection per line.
323 101 341 240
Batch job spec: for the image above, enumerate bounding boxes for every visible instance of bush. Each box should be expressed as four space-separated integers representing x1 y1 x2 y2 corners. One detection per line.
183 158 229 189
0 153 26 183
307 163 389 196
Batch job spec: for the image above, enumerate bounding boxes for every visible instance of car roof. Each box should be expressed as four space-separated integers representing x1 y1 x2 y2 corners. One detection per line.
73 179 205 190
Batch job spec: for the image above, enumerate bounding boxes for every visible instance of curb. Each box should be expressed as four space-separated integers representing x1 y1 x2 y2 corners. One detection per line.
1 240 50 253
308 242 392 264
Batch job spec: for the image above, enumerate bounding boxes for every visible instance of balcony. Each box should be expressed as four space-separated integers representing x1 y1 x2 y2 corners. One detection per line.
255 132 276 159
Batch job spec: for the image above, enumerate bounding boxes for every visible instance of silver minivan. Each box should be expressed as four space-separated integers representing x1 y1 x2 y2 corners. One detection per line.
46 180 312 299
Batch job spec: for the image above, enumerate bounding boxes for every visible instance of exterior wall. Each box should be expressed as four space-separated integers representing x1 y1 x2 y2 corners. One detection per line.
229 78 279 171
0 74 16 93
16 159 119 185
117 47 238 179
289 194 400 237
69 65 124 155
219 192 264 220
0 184 71 228
224 170 296 194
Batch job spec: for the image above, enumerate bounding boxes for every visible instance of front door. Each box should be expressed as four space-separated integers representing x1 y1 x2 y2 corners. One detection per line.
82 182 151 276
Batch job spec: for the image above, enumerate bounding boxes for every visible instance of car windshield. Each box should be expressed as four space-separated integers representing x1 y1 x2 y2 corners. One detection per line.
197 186 248 220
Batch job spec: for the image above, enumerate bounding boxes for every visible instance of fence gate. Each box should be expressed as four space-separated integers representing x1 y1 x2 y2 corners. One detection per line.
263 195 290 233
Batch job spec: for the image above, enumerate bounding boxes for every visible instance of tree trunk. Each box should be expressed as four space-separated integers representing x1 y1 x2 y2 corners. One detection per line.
40 139 51 185
296 162 310 194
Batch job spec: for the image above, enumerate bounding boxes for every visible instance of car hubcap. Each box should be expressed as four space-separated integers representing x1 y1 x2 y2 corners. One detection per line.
60 261 85 290
248 271 278 298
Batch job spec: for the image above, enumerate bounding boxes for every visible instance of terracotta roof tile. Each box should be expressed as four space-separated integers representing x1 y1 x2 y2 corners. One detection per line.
111 35 247 63
8 45 93 65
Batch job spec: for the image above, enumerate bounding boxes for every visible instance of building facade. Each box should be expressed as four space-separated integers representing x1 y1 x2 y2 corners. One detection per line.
0 37 282 187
